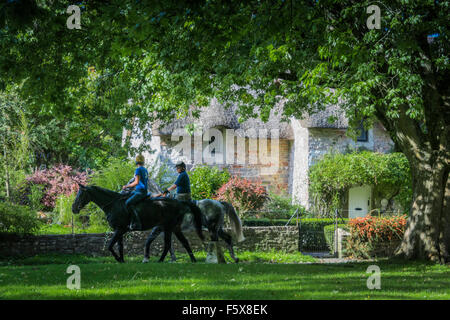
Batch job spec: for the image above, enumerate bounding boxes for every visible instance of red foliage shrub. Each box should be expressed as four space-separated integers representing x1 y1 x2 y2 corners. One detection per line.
215 177 268 215
18 165 89 210
348 215 407 242
345 215 407 258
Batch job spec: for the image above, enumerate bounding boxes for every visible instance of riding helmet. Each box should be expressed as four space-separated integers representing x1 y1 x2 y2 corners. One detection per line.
175 161 186 170
135 154 145 165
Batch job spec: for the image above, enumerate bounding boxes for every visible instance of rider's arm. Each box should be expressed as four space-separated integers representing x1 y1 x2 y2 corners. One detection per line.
123 175 140 189
163 184 176 195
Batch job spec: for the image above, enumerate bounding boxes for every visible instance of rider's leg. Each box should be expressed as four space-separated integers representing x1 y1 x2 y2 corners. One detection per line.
125 191 146 230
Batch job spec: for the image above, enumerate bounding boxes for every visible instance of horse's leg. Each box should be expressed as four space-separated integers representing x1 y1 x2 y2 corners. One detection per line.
158 231 172 263
169 234 177 262
219 228 239 263
108 230 123 263
117 232 125 263
174 231 196 263
143 226 162 263
205 225 226 264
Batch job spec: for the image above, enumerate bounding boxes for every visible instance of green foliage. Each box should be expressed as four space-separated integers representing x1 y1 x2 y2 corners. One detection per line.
54 193 75 226
0 201 42 235
28 184 45 211
89 158 136 192
149 159 179 192
309 151 412 214
261 192 304 219
189 165 230 200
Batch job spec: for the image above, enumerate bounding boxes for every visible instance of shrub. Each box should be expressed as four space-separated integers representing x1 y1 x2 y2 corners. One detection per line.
189 165 230 200
215 177 268 217
0 201 42 235
345 215 407 258
17 165 89 210
262 192 304 219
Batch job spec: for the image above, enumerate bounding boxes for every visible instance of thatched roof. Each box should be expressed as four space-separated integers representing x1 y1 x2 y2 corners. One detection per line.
153 98 294 139
152 97 349 138
298 103 348 129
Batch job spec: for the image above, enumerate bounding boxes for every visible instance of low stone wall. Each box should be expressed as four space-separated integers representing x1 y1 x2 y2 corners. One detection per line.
0 226 299 258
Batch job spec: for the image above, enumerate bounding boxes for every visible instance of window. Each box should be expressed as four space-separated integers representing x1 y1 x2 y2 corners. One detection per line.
357 122 368 142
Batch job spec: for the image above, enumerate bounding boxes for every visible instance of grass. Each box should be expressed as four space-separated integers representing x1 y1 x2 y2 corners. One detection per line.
35 224 110 235
0 252 448 300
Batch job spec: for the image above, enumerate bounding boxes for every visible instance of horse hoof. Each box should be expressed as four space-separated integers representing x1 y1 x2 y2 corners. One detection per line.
142 257 150 263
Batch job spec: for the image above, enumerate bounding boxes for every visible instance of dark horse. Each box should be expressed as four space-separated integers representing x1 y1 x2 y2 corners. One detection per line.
71 184 204 263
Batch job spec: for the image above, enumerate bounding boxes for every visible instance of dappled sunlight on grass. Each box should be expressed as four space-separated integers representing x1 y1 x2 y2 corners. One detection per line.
0 253 448 300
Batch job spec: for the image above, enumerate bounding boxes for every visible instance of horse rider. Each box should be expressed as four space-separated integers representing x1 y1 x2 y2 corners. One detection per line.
154 161 191 201
122 154 149 231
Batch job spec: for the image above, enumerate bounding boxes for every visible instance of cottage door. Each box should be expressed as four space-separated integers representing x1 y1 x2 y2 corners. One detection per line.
348 186 371 218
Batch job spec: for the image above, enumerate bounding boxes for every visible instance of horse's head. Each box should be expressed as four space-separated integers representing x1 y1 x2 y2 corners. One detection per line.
72 184 91 214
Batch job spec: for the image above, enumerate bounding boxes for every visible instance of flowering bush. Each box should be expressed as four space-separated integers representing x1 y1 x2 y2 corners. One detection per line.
17 165 89 210
215 177 268 217
345 215 407 258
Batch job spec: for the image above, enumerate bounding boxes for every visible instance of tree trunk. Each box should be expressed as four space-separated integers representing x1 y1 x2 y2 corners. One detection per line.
395 157 450 264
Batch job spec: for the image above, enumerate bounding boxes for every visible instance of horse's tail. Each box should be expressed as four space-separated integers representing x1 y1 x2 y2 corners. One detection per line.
186 202 205 242
220 201 245 242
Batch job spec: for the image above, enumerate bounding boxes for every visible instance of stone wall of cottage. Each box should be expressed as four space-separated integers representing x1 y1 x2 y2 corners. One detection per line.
154 130 292 195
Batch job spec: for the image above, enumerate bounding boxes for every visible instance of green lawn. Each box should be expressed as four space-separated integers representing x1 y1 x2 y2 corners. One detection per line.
0 252 448 300
35 224 109 235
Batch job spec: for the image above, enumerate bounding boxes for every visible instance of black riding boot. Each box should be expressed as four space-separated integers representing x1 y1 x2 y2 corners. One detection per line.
129 206 142 231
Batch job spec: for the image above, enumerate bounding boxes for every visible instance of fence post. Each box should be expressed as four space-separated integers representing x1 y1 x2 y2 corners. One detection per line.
334 208 338 257
298 209 302 252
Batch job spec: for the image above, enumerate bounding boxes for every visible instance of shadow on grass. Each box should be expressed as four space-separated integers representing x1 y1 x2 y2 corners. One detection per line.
0 255 448 300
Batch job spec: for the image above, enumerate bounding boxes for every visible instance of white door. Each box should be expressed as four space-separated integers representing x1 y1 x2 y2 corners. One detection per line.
348 186 371 218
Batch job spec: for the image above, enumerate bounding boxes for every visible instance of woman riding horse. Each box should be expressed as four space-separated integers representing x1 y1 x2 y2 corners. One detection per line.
122 154 149 231
72 184 204 263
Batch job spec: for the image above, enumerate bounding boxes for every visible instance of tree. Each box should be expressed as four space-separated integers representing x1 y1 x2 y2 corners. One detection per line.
0 1 448 262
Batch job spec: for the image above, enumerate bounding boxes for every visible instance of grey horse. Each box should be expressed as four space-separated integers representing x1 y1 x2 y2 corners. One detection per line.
123 178 245 263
